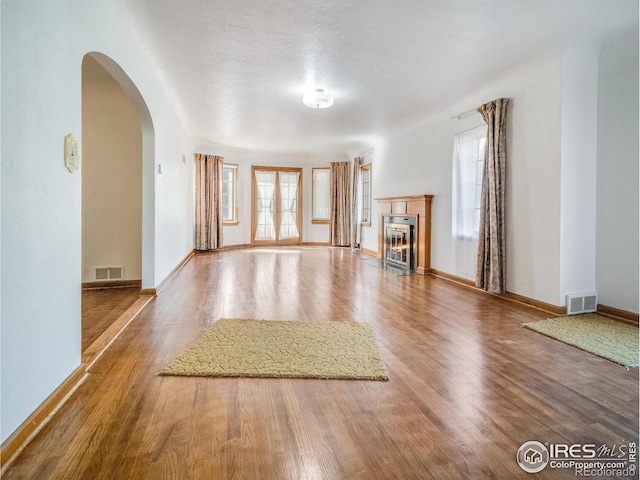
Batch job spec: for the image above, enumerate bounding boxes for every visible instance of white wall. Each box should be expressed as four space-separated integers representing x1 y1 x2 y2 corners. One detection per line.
1 0 195 442
559 41 600 305
370 49 564 305
596 31 639 313
82 55 142 282
0 5 3 415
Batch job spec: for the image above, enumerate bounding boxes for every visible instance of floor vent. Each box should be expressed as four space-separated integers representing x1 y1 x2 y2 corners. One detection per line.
95 265 125 281
566 292 598 315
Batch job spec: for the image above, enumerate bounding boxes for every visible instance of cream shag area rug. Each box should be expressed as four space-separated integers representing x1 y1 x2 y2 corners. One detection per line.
523 314 639 367
159 319 389 380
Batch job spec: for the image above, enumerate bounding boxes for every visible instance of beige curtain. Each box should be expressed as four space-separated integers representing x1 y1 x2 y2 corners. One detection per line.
350 156 363 249
476 98 509 293
330 162 351 246
195 153 224 251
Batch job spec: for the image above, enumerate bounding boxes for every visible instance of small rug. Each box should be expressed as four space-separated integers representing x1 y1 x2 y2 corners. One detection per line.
158 319 389 380
523 314 639 367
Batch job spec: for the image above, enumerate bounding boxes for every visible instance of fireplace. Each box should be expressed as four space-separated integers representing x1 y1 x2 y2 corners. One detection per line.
375 195 433 274
383 216 416 272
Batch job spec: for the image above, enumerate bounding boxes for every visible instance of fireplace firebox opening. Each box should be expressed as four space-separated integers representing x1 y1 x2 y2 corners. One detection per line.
383 216 416 272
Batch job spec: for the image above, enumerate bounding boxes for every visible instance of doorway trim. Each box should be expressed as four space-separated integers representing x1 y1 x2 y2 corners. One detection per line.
85 52 155 288
251 166 303 246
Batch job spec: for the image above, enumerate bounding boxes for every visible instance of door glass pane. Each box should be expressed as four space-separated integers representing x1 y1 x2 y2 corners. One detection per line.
255 170 276 240
279 172 299 239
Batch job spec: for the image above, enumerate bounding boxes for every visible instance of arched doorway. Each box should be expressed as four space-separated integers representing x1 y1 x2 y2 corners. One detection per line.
81 52 155 359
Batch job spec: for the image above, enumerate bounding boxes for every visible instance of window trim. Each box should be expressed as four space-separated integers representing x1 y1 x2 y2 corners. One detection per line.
222 164 239 225
360 163 372 227
311 167 330 224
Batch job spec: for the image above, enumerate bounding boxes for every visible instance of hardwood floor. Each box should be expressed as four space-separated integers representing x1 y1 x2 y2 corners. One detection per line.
82 287 141 352
5 247 638 479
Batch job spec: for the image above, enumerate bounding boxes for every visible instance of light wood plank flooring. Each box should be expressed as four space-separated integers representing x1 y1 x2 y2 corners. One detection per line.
5 247 638 479
82 287 141 352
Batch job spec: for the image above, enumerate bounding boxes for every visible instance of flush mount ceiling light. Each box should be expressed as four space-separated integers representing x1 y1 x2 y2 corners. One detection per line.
303 88 334 109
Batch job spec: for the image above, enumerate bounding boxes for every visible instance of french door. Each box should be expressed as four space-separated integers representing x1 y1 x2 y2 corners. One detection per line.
251 166 302 246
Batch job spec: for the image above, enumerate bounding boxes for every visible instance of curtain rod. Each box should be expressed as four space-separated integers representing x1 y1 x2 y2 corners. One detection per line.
451 106 479 120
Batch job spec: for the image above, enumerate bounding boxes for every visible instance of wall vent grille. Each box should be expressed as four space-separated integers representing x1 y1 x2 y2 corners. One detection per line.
95 267 109 281
566 292 598 315
95 265 125 281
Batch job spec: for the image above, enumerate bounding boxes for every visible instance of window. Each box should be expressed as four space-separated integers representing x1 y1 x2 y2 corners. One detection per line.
452 126 486 240
222 164 238 224
361 163 372 225
451 124 486 278
312 168 330 223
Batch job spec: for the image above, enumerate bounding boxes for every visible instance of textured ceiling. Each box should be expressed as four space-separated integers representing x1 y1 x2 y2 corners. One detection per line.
115 0 638 154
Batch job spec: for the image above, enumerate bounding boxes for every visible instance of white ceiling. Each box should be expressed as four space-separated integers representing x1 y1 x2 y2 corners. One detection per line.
116 0 638 155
